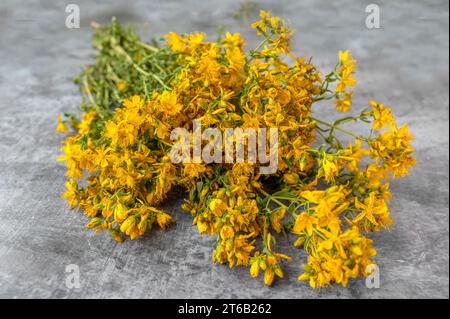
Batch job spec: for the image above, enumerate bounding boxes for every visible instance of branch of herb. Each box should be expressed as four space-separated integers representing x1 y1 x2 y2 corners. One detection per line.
311 117 369 142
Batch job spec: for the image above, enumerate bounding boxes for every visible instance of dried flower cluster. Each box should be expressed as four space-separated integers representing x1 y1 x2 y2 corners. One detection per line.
57 11 415 287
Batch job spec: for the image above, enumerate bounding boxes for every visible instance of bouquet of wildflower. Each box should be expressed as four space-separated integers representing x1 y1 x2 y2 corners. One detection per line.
57 11 415 287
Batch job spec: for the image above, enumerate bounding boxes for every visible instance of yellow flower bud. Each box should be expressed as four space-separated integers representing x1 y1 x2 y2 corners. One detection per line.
86 217 102 229
274 266 284 278
294 236 305 248
250 261 260 278
264 268 275 286
283 173 298 185
110 229 123 243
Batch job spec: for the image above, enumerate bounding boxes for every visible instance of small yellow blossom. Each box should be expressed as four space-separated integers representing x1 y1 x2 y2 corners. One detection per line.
370 100 395 130
335 91 352 112
293 212 318 236
156 212 173 229
56 115 68 133
77 111 96 135
336 50 356 93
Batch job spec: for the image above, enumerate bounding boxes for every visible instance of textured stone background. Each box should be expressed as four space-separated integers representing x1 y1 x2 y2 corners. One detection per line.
0 0 448 298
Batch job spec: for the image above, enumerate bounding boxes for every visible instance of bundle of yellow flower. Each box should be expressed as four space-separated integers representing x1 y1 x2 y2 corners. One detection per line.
56 11 415 287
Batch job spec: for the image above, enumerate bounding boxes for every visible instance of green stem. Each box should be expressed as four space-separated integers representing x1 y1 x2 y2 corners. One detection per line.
259 189 287 208
254 37 269 52
112 44 170 90
137 41 158 52
262 215 270 253
311 117 368 142
313 228 327 240
83 76 100 112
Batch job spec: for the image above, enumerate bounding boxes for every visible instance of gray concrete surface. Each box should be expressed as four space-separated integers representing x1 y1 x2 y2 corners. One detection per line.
0 0 448 299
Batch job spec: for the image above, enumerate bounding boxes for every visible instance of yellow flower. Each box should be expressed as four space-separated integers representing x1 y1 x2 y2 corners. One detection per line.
220 225 235 240
57 137 84 178
335 91 352 112
187 33 205 47
118 80 127 91
370 124 416 177
209 198 227 217
123 95 144 109
370 100 395 130
365 163 388 188
354 192 392 231
158 90 182 116
120 216 137 235
156 212 173 229
339 139 367 172
155 121 169 139
197 220 210 235
319 153 339 182
222 32 245 48
57 13 415 288
292 212 318 236
62 180 78 208
114 203 128 222
56 115 68 133
336 50 356 93
300 190 325 204
298 256 331 288
338 50 354 66
270 207 286 233
165 32 186 52
283 173 298 185
77 111 95 135
183 163 207 179
251 10 292 53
